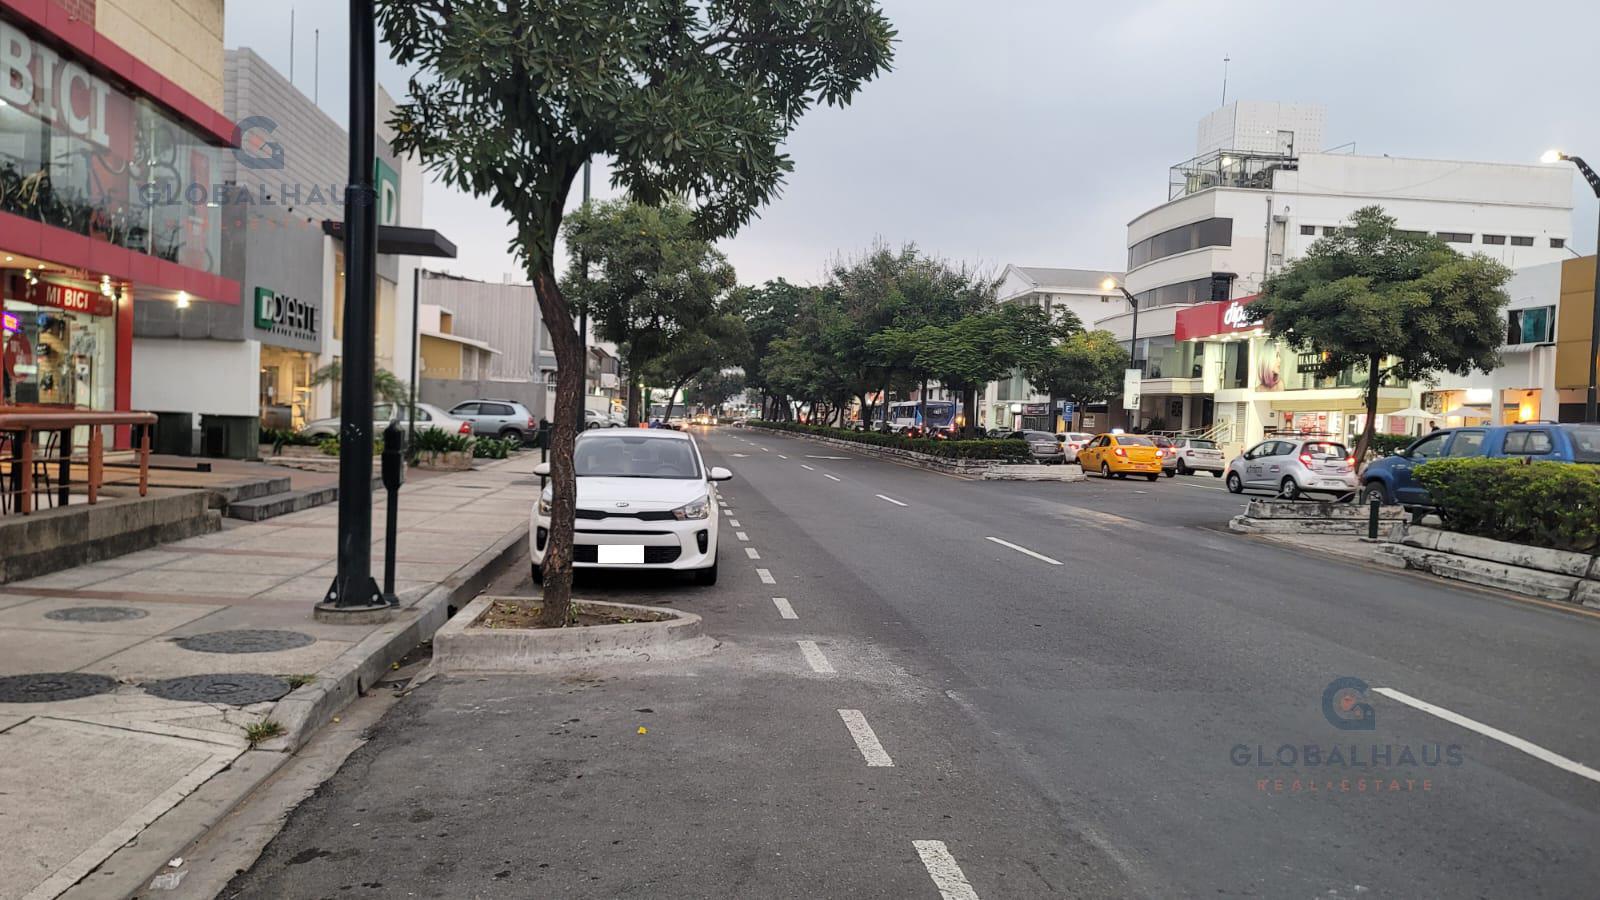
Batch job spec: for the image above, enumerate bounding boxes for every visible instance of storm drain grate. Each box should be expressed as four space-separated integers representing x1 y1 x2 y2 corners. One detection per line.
142 674 292 705
0 673 117 703
175 630 316 654
45 606 150 623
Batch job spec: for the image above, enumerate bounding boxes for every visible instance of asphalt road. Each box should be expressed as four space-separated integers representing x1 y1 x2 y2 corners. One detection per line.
228 426 1600 899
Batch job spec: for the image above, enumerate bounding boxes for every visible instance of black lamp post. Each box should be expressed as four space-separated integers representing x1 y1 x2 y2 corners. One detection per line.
1103 278 1141 429
1545 150 1600 423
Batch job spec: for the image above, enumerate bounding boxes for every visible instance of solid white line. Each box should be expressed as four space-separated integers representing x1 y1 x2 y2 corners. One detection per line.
1173 480 1228 492
838 709 893 767
797 640 835 674
824 474 842 482
729 519 741 527
913 841 981 900
984 536 1063 566
876 493 908 507
736 531 749 541
757 568 776 585
800 464 815 471
772 597 798 619
1373 687 1600 784
745 547 761 559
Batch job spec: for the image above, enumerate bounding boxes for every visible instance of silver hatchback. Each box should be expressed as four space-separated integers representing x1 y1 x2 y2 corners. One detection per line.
1226 437 1356 499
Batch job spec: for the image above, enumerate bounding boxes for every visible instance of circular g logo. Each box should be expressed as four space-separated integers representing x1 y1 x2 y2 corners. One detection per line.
1322 676 1376 731
233 115 284 170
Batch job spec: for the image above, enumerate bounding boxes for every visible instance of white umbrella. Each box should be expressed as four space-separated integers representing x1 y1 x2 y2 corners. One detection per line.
1440 406 1489 419
1388 406 1439 419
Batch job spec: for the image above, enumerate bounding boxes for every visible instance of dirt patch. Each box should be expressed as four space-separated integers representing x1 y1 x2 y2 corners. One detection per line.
474 599 672 630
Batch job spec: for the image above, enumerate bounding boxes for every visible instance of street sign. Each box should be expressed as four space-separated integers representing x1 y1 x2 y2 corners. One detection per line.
1123 368 1142 413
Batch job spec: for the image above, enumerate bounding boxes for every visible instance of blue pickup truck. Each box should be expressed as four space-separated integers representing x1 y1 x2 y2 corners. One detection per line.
1359 423 1600 507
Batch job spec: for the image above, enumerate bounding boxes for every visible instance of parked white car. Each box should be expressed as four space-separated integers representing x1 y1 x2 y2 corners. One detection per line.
531 429 732 585
298 402 471 439
1168 437 1226 476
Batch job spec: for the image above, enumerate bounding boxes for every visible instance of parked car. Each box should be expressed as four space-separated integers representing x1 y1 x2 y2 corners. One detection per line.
1226 437 1356 499
451 399 538 441
584 409 624 430
1359 423 1600 507
1004 430 1067 464
1055 432 1096 463
1151 436 1178 477
529 429 732 585
299 402 470 439
1076 433 1162 481
1168 437 1226 476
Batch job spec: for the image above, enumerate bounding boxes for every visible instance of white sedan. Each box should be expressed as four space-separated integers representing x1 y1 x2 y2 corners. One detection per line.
531 429 732 585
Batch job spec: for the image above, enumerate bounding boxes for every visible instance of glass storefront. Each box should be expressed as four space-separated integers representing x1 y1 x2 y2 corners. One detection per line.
2 280 116 409
259 345 316 430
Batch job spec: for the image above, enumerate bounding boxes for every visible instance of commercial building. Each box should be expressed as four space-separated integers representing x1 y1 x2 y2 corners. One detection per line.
1105 100 1575 449
0 1 237 447
982 265 1123 432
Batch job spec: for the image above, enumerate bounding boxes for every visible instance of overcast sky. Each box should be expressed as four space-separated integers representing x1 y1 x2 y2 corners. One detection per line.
226 0 1600 286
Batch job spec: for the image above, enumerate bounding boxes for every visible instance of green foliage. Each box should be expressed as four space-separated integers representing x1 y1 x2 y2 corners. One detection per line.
751 421 1030 461
1025 330 1129 409
1414 458 1600 553
1248 206 1511 458
318 436 384 457
261 428 317 448
472 436 519 460
309 362 411 407
411 429 473 455
1368 434 1415 457
641 313 750 419
684 369 746 410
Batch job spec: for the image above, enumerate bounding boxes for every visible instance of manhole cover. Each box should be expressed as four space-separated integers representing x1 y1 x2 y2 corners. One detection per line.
0 673 117 703
44 606 150 623
175 630 316 654
142 674 291 705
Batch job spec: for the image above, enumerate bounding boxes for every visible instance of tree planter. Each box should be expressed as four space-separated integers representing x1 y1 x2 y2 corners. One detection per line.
1376 523 1600 606
746 424 1017 476
1230 499 1404 535
431 596 713 672
414 450 473 471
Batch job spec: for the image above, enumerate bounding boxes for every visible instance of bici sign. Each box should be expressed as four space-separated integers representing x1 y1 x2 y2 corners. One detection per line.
254 287 319 343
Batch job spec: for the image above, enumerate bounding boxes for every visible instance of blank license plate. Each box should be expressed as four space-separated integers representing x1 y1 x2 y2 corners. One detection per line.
598 545 645 564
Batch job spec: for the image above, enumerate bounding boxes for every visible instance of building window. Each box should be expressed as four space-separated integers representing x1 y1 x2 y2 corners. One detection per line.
1508 306 1555 345
1299 225 1316 236
1436 232 1473 244
1510 236 1534 247
1322 226 1339 236
1127 217 1233 269
1131 273 1234 309
1551 237 1566 249
1482 234 1506 245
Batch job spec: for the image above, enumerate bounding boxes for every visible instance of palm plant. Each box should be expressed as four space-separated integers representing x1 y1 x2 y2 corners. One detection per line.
309 362 411 407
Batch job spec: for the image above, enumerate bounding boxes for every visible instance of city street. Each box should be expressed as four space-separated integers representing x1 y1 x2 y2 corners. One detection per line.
228 426 1600 899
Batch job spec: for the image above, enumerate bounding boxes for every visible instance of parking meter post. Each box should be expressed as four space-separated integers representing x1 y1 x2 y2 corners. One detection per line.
1368 496 1381 540
381 421 404 607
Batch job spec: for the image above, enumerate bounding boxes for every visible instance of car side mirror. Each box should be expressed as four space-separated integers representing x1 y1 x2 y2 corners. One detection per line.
533 461 551 476
708 466 734 482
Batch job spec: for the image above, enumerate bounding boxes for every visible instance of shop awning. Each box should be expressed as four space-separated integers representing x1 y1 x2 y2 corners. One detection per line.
320 221 459 258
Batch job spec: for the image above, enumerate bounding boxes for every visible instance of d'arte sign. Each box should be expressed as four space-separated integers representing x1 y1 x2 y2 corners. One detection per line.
254 287 319 342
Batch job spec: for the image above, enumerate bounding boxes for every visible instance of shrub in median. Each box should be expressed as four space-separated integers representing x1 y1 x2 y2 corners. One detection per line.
1414 458 1600 553
1368 434 1414 458
750 420 1030 461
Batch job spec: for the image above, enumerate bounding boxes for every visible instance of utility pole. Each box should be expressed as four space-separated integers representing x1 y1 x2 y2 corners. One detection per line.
319 0 387 620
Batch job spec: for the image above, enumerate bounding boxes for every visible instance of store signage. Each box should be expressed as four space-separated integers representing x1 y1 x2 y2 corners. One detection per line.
1174 294 1262 342
1123 368 1142 412
1022 402 1049 416
1221 301 1252 329
254 287 319 342
0 21 115 149
8 275 116 317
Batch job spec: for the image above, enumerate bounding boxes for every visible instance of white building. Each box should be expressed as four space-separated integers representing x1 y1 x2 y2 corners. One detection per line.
1102 101 1575 449
982 265 1123 432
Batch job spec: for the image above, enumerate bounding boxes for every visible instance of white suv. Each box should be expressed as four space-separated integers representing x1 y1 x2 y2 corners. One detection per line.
1169 437 1226 476
1226 437 1356 499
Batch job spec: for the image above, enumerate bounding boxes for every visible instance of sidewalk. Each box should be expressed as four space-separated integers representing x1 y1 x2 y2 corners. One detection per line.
0 452 540 900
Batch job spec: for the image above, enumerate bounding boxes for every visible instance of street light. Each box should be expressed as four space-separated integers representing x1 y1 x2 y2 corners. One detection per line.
1102 276 1143 429
1543 149 1600 423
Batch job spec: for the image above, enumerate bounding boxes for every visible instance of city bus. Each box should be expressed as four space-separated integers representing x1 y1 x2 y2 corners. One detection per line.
884 400 960 436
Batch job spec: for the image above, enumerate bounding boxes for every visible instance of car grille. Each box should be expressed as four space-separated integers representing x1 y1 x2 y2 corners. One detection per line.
573 544 681 564
575 508 679 521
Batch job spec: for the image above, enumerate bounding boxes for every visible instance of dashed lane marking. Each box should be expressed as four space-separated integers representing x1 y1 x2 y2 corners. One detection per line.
757 568 776 585
736 532 749 541
876 494 908 506
824 474 841 482
772 597 798 619
838 709 893 767
800 464 816 471
984 536 1063 566
912 841 981 900
746 547 761 560
797 641 835 674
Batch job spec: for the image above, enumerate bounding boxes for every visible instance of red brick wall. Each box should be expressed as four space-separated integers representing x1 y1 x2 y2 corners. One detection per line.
50 0 96 26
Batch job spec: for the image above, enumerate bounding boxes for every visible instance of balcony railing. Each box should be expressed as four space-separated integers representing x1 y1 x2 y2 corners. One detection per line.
1170 149 1297 200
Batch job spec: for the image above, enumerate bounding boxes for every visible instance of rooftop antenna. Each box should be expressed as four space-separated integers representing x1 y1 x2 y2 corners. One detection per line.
1220 54 1230 107
314 28 320 103
288 9 295 85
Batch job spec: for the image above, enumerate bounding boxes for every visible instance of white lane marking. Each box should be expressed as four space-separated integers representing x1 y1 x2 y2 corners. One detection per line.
736 531 749 541
761 447 771 452
729 519 741 527
723 508 734 516
806 455 850 460
797 640 835 674
757 568 776 585
745 547 761 560
984 536 1063 566
1373 687 1600 784
730 452 749 458
772 597 798 619
838 709 893 767
824 474 841 482
1174 480 1228 492
778 454 789 459
800 464 815 471
913 841 981 900
876 494 908 507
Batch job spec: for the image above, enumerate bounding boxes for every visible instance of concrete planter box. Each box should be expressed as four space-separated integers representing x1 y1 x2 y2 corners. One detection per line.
983 464 1086 482
431 596 713 673
1230 499 1403 535
745 425 1018 476
415 450 474 471
0 487 219 583
1377 524 1600 606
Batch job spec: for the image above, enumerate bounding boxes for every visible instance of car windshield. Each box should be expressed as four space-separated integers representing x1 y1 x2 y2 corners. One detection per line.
1188 440 1218 449
574 435 701 479
1117 435 1155 446
1568 426 1600 463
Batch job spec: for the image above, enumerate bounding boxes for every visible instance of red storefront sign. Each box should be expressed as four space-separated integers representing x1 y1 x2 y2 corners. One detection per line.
1174 294 1261 342
5 275 116 317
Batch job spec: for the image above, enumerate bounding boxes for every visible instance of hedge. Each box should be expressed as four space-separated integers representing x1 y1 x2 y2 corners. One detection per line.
1368 434 1414 457
750 420 1031 461
1414 458 1600 553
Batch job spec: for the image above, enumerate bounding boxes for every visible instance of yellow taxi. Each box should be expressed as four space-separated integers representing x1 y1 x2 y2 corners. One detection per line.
1076 433 1164 481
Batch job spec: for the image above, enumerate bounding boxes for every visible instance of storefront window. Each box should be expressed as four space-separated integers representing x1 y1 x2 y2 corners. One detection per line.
1222 341 1249 389
2 282 117 409
259 345 315 429
0 17 221 273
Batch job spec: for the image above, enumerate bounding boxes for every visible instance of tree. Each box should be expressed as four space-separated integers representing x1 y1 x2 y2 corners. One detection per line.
731 280 810 419
564 200 736 426
310 362 410 408
907 303 1063 437
684 369 746 412
641 314 749 422
1025 330 1129 430
381 1 894 625
1247 206 1511 460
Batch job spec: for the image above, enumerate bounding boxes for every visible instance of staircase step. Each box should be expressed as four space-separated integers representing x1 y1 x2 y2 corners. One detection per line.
225 485 340 521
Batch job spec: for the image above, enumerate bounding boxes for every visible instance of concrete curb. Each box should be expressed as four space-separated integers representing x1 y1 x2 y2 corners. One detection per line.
1229 499 1403 535
432 596 712 673
1378 523 1600 607
983 464 1086 482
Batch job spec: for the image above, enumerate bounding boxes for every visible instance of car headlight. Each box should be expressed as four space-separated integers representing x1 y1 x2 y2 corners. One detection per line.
673 496 711 520
538 486 552 516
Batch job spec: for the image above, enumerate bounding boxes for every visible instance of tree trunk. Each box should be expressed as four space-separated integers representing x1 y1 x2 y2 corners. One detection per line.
624 355 644 426
1355 353 1382 463
531 264 581 627
665 377 691 423
858 392 871 428
961 384 978 438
